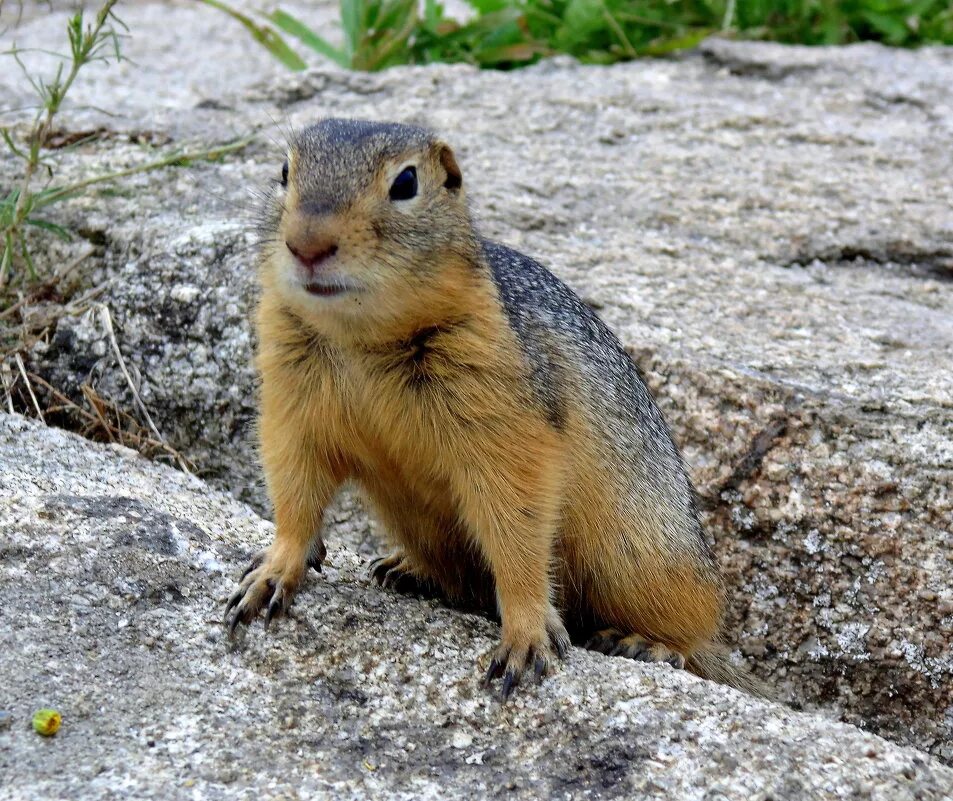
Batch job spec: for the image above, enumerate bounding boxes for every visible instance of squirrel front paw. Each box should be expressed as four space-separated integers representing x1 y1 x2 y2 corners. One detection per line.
225 546 311 635
483 632 560 701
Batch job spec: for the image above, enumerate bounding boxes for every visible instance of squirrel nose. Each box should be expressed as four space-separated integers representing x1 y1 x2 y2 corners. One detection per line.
286 240 338 271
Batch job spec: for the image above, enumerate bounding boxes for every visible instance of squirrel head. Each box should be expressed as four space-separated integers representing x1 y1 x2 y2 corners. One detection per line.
259 118 477 341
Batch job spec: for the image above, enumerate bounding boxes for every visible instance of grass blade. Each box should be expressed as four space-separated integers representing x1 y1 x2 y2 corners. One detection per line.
25 218 73 241
269 9 349 67
340 0 361 59
197 0 307 70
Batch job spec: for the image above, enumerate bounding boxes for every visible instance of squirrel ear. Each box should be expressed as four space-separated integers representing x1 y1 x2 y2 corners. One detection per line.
437 144 462 192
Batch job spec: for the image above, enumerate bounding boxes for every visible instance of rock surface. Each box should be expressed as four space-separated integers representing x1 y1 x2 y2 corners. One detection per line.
1 2 951 764
1 411 952 800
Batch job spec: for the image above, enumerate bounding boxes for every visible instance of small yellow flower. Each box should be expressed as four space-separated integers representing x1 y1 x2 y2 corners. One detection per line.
32 709 61 737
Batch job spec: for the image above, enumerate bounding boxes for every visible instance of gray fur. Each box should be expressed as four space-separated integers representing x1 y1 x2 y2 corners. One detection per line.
480 241 713 567
293 119 435 215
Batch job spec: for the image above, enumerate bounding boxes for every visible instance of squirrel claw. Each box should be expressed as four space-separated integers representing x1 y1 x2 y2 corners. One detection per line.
224 589 242 617
239 549 267 582
483 638 555 700
483 657 505 686
306 539 326 573
264 590 288 629
370 553 403 585
226 601 244 638
225 551 302 636
500 670 518 701
532 655 547 680
547 614 571 659
370 552 441 599
584 629 620 654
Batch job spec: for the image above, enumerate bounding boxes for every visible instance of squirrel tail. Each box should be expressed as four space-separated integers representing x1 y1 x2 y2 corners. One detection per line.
686 641 774 700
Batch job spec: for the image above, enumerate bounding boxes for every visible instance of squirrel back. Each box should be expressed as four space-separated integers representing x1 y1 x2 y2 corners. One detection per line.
483 238 716 578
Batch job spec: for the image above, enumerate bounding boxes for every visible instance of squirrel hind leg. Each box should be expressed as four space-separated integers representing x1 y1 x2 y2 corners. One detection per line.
583 628 686 669
369 551 444 600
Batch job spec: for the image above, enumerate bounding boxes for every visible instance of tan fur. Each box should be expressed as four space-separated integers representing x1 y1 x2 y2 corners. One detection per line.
256 259 571 669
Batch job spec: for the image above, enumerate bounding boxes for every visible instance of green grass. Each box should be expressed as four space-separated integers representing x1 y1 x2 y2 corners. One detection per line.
1 1 250 290
1 1 125 285
207 0 953 72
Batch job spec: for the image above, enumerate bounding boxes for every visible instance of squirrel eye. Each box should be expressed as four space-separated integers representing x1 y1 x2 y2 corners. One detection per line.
280 160 289 187
389 166 417 201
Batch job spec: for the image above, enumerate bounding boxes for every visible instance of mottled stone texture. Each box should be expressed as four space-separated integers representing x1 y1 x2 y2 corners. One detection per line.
2 413 953 800
1 3 951 765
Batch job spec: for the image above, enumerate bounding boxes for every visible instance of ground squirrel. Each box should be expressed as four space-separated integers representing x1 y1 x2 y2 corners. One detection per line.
226 118 765 699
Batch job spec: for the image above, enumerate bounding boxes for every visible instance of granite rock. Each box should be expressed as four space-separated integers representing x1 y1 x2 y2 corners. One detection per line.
2 412 952 800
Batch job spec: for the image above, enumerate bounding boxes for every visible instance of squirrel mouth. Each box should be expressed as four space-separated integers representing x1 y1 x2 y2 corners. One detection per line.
304 280 353 297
